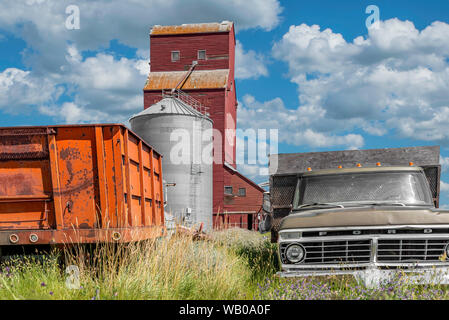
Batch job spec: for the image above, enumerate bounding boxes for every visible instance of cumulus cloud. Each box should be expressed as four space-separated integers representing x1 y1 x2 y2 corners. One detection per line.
236 18 449 154
441 181 449 193
237 163 266 183
235 40 268 80
237 94 364 149
235 93 364 177
39 102 110 124
0 46 147 123
0 0 282 123
0 68 62 114
64 47 147 117
441 156 449 172
271 19 449 145
0 0 282 73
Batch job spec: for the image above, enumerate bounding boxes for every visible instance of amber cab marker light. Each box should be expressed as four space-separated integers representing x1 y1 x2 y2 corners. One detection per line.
356 163 362 167
338 165 343 169
307 167 312 171
409 162 414 166
376 162 381 166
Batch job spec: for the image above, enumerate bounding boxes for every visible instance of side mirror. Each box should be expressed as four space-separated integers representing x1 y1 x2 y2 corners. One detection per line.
258 213 272 234
259 193 272 233
262 193 270 213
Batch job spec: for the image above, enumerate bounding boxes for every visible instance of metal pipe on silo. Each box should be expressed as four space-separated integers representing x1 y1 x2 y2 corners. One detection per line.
129 96 213 231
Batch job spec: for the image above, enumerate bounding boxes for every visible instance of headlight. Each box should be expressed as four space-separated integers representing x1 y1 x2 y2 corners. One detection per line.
285 244 305 263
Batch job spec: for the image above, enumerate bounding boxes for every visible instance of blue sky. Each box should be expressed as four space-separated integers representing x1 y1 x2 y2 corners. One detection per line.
0 0 449 206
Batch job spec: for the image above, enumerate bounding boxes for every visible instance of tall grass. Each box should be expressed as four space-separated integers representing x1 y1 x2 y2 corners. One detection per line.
0 230 257 300
211 228 279 282
2 228 449 300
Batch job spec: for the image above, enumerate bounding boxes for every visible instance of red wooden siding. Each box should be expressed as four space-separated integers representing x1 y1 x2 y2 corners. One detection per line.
223 165 264 214
150 33 231 72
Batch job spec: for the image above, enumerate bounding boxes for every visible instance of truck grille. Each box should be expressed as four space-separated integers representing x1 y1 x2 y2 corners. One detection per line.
281 240 372 264
377 239 449 262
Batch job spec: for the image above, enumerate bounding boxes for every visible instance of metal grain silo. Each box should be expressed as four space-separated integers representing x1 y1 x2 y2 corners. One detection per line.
129 96 213 231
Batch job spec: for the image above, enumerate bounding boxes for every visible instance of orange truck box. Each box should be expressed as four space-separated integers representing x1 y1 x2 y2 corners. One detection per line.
0 124 164 246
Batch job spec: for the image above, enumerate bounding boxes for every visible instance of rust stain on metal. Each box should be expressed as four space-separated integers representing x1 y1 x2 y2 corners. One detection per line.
0 173 34 196
144 69 229 90
66 161 74 185
59 147 81 161
151 22 232 36
0 135 48 160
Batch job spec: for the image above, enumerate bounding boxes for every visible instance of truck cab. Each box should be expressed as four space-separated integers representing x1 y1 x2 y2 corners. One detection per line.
267 146 449 283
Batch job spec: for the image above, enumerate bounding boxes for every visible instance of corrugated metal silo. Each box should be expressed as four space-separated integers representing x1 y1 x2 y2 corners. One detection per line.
129 96 213 231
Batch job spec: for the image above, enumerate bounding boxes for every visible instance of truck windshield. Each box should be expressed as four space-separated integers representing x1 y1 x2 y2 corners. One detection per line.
294 171 433 209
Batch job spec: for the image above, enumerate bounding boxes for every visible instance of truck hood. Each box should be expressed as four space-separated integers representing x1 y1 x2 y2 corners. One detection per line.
279 206 449 230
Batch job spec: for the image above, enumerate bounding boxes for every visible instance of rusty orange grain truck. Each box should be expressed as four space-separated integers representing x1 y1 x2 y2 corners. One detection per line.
0 124 165 248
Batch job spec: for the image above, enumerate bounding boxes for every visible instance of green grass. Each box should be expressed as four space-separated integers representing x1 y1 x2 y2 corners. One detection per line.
2 228 449 300
211 229 279 282
0 229 267 300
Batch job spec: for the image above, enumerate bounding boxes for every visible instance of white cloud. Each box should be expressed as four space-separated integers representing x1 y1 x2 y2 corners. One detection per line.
235 40 268 79
39 102 109 124
69 53 144 91
237 94 364 149
235 93 364 178
0 68 61 114
236 164 271 186
0 0 282 70
0 46 147 124
441 181 449 193
441 156 449 172
0 0 282 123
271 19 449 145
62 49 148 122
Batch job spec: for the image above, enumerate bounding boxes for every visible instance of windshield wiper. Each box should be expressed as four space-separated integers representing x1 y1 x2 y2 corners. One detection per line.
297 203 345 209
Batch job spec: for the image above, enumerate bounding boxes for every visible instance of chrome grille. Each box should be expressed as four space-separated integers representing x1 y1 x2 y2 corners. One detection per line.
377 239 449 262
281 240 371 264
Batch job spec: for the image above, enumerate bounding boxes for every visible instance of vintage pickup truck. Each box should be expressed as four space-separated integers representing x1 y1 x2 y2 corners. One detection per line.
265 146 449 284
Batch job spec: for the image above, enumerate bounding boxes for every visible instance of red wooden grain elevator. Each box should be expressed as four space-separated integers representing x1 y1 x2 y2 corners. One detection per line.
143 21 264 229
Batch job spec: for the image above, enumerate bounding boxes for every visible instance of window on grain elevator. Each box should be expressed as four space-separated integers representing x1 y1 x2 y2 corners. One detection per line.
224 186 233 195
238 188 246 197
171 51 180 62
198 50 206 60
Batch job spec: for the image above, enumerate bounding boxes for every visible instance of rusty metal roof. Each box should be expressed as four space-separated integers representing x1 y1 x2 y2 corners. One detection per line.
151 21 233 35
144 69 229 90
